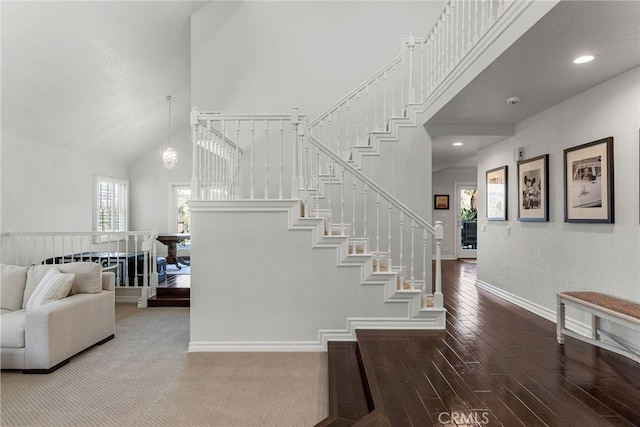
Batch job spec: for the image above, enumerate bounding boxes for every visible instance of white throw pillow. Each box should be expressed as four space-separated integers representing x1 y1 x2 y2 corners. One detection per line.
24 264 58 308
26 268 75 310
0 264 28 311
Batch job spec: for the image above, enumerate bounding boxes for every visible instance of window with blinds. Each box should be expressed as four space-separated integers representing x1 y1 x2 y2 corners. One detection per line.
95 175 129 237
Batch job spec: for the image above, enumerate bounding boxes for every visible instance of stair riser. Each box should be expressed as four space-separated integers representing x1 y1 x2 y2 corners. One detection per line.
157 287 190 298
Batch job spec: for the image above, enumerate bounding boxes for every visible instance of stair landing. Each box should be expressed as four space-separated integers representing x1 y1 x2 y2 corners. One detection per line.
148 274 190 307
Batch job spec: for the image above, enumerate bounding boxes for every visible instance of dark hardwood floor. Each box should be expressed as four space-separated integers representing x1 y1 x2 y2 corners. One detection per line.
322 260 640 427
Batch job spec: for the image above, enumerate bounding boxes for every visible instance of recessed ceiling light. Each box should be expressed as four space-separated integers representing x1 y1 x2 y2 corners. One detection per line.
573 55 596 64
453 142 463 146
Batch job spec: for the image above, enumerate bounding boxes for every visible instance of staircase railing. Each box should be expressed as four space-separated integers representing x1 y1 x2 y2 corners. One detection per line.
308 0 519 159
2 230 159 307
303 131 444 308
190 109 443 309
191 110 246 201
191 108 308 201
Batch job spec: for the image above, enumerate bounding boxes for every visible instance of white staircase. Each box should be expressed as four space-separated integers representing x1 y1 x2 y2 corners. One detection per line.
188 200 444 352
188 0 548 350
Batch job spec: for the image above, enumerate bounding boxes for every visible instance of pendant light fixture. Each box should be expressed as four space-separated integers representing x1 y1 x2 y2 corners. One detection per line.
162 95 178 170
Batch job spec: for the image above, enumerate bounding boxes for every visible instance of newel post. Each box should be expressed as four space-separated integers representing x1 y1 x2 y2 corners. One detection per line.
190 108 200 200
434 220 444 308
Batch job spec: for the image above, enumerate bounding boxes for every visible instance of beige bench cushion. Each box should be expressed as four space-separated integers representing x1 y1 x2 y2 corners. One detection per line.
561 291 640 322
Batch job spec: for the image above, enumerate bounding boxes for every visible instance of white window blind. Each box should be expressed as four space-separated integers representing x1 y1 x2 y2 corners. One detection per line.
95 175 129 234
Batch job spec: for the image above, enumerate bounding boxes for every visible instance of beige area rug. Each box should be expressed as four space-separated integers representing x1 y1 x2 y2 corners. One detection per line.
1 304 328 427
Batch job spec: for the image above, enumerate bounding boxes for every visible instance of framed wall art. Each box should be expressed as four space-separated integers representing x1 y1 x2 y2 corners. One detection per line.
486 166 507 220
434 194 449 210
517 154 549 222
563 137 614 223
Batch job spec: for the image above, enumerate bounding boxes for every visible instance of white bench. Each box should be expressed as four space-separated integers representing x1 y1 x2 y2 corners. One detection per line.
557 291 640 362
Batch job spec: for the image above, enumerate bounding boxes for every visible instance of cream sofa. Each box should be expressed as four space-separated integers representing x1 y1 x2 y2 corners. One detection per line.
1 262 115 373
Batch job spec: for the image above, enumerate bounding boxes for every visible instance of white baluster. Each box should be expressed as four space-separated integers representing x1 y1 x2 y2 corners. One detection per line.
336 108 341 157
264 120 270 199
481 0 487 36
248 120 255 199
315 151 320 219
279 120 284 200
400 56 405 114
329 112 335 154
305 130 313 211
422 228 428 307
420 41 425 102
365 85 369 141
355 93 360 146
305 135 311 212
375 195 380 273
387 204 393 273
363 184 368 249
340 166 345 235
352 181 357 254
345 100 350 159
407 33 416 104
399 212 404 287
327 158 333 234
410 220 416 289
391 64 397 117
383 71 387 124
434 221 444 308
373 77 379 131
474 0 479 44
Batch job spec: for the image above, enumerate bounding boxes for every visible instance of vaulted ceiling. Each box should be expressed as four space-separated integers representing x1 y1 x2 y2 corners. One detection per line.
2 1 209 163
2 1 639 170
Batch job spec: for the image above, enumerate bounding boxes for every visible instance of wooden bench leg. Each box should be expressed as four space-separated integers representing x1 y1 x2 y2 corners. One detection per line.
557 297 566 344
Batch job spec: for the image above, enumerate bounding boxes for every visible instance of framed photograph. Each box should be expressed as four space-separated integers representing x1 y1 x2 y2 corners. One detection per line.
518 154 549 222
486 166 507 220
564 137 614 223
434 194 449 210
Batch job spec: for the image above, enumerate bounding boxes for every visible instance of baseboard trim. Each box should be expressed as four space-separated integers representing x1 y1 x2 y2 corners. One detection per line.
189 341 325 352
189 315 447 352
115 295 140 304
475 279 591 337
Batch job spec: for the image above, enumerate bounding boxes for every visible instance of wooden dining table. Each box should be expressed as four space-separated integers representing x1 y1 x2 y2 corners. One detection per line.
156 233 190 269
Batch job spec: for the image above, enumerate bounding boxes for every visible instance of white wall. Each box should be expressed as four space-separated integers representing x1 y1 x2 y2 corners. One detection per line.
189 202 413 349
191 1 445 119
1 135 128 234
477 67 640 347
0 135 129 263
432 167 477 258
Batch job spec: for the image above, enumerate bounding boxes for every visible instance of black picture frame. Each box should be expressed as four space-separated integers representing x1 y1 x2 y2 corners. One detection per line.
434 194 449 210
517 154 549 222
486 166 507 221
563 137 614 223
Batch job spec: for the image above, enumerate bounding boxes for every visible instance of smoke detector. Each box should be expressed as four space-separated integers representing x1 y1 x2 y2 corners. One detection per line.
507 97 520 105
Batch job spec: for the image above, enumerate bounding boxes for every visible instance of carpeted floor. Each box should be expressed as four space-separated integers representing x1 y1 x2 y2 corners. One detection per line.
1 304 328 426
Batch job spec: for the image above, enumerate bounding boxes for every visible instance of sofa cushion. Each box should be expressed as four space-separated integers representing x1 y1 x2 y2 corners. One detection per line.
24 264 58 309
0 310 26 348
1 264 28 311
26 269 75 310
58 262 102 294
